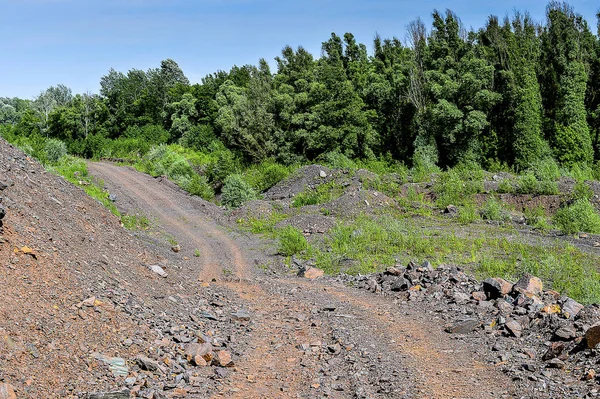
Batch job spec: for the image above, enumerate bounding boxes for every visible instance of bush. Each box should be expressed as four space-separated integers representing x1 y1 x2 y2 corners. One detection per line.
529 158 561 182
553 200 600 235
44 138 68 163
278 225 308 256
124 124 170 144
516 173 538 194
183 174 214 201
434 169 483 208
319 151 357 170
221 174 256 208
480 196 509 222
244 159 292 192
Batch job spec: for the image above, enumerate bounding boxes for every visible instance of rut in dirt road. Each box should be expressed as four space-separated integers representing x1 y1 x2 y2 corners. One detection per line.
88 162 517 399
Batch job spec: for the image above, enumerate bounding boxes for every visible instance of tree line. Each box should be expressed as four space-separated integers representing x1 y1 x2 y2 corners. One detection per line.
1 2 600 172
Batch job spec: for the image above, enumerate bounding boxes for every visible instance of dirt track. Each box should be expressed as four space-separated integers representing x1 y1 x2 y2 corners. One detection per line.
88 162 516 399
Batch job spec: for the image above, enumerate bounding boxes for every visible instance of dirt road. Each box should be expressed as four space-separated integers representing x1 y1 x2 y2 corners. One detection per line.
88 162 516 399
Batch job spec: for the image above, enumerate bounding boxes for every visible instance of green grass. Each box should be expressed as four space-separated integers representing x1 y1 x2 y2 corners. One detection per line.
121 213 151 230
553 200 600 235
49 156 120 217
237 211 289 235
292 181 345 208
194 249 201 257
277 225 308 256
305 214 600 304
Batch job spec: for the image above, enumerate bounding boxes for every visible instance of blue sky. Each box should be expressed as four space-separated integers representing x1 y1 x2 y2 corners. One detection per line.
1 0 598 99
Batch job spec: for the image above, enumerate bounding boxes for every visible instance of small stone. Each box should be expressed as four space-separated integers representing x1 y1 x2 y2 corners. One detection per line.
513 274 543 296
496 300 514 315
584 369 596 381
445 319 480 334
319 170 327 178
541 304 561 314
171 244 180 253
231 310 251 321
185 342 213 366
562 298 584 319
87 389 130 399
547 358 565 369
108 194 117 202
135 355 160 372
472 291 487 301
482 278 513 299
0 383 16 399
390 277 410 292
214 350 233 367
385 266 403 276
302 267 324 279
444 205 458 215
554 326 577 341
149 265 167 278
542 342 565 361
585 324 600 349
505 319 523 338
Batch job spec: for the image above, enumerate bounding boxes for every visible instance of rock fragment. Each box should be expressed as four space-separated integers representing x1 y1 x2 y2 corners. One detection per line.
0 383 16 399
445 319 480 334
585 324 600 349
513 274 543 296
87 390 130 399
505 319 523 338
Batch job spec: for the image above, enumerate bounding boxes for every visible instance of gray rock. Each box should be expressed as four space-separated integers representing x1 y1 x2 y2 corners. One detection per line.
231 310 251 321
390 277 410 292
505 319 523 338
92 353 129 377
0 205 5 220
148 265 167 278
554 326 577 341
319 170 327 178
108 194 117 202
561 298 584 318
135 355 160 372
445 319 480 334
87 390 130 399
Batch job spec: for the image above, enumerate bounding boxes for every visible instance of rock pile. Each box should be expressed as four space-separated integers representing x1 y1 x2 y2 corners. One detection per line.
343 261 600 397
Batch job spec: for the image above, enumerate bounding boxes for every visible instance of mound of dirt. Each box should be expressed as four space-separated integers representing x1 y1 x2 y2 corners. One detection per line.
0 140 173 397
323 189 399 216
227 199 276 222
264 165 333 200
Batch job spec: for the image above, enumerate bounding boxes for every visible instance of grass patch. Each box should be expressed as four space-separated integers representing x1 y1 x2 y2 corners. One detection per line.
277 226 308 256
307 214 600 303
480 196 510 222
237 212 289 235
553 200 600 235
49 156 120 217
121 213 151 230
292 181 345 208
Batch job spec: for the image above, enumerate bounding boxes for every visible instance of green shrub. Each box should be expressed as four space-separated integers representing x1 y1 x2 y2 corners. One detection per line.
221 174 256 208
530 158 561 182
497 178 515 194
292 181 344 208
572 181 594 201
434 169 483 207
480 196 509 222
516 173 538 194
553 200 600 234
457 202 481 224
44 138 67 164
319 151 357 170
278 225 308 256
244 159 292 192
183 174 214 201
524 205 550 231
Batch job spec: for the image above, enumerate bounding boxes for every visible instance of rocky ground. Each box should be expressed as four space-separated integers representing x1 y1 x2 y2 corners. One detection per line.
1 139 600 398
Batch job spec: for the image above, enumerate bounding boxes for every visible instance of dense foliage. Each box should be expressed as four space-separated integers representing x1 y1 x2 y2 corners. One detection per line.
2 2 600 173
